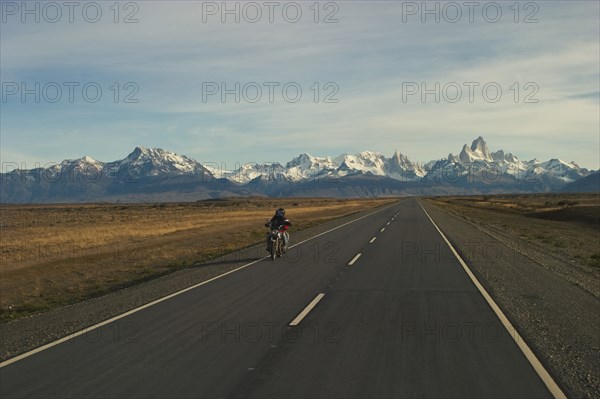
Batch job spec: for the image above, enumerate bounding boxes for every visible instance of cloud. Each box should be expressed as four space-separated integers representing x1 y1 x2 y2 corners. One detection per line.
1 1 599 169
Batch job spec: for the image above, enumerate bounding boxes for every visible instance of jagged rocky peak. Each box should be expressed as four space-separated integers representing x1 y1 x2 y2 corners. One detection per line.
287 153 319 167
1 137 593 204
491 149 505 162
385 149 426 179
80 155 99 164
447 153 460 163
458 136 493 162
127 146 181 160
388 150 414 167
124 147 155 165
458 144 471 163
471 136 490 154
113 146 214 178
57 155 103 172
130 146 150 157
294 153 313 162
391 149 409 161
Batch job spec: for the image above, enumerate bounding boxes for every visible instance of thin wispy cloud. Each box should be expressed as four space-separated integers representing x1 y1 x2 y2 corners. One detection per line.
1 1 598 169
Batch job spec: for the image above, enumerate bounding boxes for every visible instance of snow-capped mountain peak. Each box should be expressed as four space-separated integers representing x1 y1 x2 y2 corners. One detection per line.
1 137 593 204
80 155 100 165
336 151 387 176
391 150 411 161
386 150 426 180
285 153 338 181
458 136 493 162
103 147 212 179
42 139 595 186
74 156 104 173
425 137 591 184
526 158 586 183
471 136 490 154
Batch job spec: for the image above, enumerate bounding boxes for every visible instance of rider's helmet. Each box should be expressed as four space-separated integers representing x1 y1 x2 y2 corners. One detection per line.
276 208 285 218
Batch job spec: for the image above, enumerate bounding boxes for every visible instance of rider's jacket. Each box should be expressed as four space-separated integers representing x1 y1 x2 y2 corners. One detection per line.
268 216 291 230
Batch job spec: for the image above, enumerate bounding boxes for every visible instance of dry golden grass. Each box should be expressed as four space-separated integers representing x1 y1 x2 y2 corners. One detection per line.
426 193 600 269
0 198 395 321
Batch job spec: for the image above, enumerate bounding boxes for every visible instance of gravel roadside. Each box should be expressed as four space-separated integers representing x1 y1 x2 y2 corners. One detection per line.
0 201 397 363
421 199 600 399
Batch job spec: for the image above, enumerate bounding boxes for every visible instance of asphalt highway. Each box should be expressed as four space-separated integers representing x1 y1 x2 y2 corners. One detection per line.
0 198 555 398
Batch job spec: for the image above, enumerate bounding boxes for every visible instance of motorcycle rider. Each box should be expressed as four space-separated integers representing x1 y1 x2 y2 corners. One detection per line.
265 208 291 252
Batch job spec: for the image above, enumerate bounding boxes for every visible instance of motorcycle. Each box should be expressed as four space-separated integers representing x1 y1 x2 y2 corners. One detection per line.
266 220 291 261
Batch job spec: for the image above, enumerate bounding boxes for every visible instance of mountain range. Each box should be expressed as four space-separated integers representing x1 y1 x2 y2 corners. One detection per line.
1 137 594 203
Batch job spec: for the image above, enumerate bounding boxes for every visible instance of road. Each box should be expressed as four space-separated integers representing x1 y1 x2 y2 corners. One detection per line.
0 198 556 398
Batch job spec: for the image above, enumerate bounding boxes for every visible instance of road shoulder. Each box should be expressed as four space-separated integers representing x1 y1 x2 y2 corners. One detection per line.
0 202 396 362
421 199 600 398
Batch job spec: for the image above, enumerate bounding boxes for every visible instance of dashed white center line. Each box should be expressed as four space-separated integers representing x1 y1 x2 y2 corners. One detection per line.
348 253 362 266
0 201 403 369
381 227 385 232
369 237 377 243
289 293 326 326
387 222 390 225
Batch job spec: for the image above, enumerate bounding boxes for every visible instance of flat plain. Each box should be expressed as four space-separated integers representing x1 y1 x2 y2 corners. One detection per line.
424 193 600 397
427 193 600 269
0 198 396 322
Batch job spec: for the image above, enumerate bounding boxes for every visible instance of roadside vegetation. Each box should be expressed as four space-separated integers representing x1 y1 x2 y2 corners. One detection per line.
426 193 600 268
0 198 395 322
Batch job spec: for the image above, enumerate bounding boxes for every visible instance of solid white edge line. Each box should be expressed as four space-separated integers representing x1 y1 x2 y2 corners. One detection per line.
418 201 566 399
348 253 362 266
289 293 326 326
1 201 401 368
369 237 377 243
0 257 266 368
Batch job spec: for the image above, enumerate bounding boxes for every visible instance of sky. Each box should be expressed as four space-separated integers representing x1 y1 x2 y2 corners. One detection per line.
1 1 599 171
